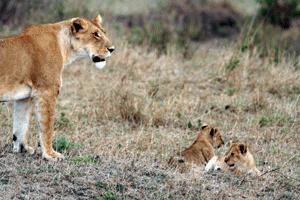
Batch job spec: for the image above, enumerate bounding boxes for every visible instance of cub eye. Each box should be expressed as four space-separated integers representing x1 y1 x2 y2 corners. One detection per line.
93 32 101 38
231 153 234 156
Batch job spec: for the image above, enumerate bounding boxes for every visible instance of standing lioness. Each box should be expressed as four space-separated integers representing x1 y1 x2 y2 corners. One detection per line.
0 15 114 160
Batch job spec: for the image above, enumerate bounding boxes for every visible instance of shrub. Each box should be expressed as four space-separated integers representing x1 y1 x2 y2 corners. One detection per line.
256 0 300 29
53 136 81 153
116 0 242 51
53 136 73 152
0 0 89 27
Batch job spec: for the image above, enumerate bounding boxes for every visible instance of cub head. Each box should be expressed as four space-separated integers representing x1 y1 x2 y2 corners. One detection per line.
200 125 224 148
224 142 248 168
70 15 114 69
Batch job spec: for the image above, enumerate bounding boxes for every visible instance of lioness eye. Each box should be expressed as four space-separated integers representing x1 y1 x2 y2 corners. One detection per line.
93 32 100 38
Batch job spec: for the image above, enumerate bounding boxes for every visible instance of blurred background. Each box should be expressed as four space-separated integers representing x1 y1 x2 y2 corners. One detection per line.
1 0 300 58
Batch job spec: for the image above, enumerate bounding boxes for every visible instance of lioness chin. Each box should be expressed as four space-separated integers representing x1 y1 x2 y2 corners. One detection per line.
0 15 114 161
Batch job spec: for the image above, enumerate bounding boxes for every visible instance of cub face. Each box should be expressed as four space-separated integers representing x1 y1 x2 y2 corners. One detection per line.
224 143 248 168
201 125 224 148
70 15 115 69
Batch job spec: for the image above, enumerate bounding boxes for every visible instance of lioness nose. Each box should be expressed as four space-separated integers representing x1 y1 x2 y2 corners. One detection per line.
107 46 115 53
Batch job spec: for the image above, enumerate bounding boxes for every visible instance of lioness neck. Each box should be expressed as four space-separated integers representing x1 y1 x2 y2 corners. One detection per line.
23 20 77 66
56 21 79 66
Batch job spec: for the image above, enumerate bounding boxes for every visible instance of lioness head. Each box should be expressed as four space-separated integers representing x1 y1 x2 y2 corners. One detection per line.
201 125 224 148
70 15 114 69
224 142 248 168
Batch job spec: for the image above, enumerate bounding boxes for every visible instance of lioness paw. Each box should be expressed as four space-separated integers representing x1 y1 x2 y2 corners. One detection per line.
13 143 35 155
42 151 64 161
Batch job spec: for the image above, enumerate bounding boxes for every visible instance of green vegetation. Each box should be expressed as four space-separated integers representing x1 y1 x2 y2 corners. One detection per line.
258 113 292 127
96 191 118 200
53 136 81 152
256 0 300 28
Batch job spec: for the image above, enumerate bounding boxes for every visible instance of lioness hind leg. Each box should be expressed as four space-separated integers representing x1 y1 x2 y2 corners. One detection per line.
34 92 64 161
12 98 35 155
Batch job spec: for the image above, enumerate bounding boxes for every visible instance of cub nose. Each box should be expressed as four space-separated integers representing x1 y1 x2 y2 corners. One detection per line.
107 46 115 53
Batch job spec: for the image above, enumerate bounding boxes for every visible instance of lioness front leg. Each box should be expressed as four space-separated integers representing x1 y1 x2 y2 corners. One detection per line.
13 98 35 154
35 91 63 161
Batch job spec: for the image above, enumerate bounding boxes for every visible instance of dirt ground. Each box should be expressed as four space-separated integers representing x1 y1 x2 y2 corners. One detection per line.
0 38 299 199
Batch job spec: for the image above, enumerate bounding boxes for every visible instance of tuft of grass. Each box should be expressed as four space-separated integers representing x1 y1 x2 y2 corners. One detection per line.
53 136 81 153
148 81 160 97
225 57 240 71
116 91 146 125
258 113 292 127
96 181 108 190
54 112 73 130
225 87 237 96
96 191 118 200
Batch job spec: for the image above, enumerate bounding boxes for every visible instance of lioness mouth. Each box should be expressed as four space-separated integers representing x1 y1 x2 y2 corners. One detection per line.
92 56 105 63
92 55 106 69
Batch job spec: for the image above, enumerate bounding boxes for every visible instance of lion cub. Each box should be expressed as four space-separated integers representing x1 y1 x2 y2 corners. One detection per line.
168 125 224 172
205 142 261 176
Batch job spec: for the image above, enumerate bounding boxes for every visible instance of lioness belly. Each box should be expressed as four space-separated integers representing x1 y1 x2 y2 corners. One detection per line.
0 85 32 101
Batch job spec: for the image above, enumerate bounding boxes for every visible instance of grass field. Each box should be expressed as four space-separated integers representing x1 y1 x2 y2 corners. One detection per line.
0 0 300 199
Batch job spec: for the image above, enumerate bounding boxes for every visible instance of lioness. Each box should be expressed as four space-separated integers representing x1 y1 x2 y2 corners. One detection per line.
168 125 224 172
205 142 261 176
0 15 114 160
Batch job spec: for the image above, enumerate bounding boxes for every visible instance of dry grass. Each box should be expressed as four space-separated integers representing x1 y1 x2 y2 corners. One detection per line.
0 1 299 197
0 36 299 199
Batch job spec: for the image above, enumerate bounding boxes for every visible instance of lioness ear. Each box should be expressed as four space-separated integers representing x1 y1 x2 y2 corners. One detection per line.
93 14 103 26
239 144 247 154
71 18 87 33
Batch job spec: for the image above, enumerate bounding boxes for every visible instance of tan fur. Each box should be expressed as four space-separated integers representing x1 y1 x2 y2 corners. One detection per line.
0 15 114 160
206 142 261 176
168 125 224 172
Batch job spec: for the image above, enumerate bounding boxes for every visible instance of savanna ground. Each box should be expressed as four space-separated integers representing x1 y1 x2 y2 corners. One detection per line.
0 0 300 199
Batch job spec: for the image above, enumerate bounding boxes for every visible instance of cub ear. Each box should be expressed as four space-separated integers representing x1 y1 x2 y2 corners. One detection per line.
209 128 215 137
201 125 208 130
71 18 87 33
93 14 103 26
239 144 248 154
